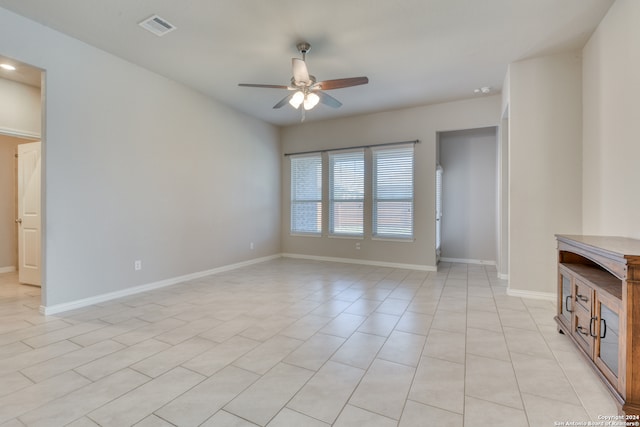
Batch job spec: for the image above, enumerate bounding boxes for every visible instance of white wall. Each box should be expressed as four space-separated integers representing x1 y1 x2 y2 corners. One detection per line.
439 127 497 264
582 0 640 238
0 77 41 137
280 96 501 269
0 7 281 307
506 51 583 296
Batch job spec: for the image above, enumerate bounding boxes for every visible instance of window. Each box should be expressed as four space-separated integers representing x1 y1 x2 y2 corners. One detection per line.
372 145 414 239
289 141 416 240
329 150 364 236
290 154 322 234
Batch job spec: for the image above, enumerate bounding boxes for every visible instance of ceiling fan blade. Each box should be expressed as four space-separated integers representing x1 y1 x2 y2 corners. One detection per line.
238 83 291 89
313 76 369 90
273 93 294 109
316 91 342 108
292 58 310 85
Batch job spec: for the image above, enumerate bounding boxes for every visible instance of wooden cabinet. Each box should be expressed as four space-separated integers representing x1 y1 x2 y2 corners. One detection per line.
556 235 640 416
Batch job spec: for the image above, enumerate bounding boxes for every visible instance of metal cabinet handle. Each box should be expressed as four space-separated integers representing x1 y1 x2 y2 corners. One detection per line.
576 294 588 303
15 218 22 224
565 295 573 313
577 325 589 336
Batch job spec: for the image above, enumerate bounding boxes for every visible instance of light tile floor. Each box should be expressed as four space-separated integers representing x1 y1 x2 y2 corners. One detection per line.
0 259 619 426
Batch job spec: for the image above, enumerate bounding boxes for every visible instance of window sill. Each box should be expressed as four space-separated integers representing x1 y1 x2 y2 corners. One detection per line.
290 233 322 238
328 235 364 240
371 237 415 243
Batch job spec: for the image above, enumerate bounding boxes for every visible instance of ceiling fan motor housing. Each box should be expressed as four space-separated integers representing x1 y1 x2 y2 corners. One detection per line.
291 75 316 88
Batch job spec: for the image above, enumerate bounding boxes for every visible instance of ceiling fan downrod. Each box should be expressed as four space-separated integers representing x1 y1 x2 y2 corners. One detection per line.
297 42 311 61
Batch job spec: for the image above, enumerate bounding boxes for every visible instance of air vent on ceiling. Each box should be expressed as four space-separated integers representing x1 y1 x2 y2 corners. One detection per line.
138 15 176 37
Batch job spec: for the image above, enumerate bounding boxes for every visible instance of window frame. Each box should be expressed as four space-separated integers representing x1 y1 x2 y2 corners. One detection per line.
371 144 415 240
289 153 323 236
328 149 365 238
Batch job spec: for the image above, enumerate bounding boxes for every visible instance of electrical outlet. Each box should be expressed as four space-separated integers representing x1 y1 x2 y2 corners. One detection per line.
355 242 361 250
134 260 142 271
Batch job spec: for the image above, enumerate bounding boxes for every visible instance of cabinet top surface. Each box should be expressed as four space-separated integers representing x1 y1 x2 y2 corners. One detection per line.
557 235 640 259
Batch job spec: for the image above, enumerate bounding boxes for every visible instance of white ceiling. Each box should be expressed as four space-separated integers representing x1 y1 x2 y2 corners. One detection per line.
0 0 614 126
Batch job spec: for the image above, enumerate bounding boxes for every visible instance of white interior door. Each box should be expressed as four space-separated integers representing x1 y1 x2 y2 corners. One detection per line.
17 141 41 286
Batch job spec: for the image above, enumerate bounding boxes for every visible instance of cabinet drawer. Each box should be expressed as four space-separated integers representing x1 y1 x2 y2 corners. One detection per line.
574 279 593 312
573 304 594 356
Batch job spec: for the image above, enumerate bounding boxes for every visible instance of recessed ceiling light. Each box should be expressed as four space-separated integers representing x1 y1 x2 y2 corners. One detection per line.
0 63 16 71
474 86 491 94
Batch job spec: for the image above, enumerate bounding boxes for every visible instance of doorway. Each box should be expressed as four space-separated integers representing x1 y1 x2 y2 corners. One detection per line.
0 56 44 293
437 127 498 265
0 134 38 275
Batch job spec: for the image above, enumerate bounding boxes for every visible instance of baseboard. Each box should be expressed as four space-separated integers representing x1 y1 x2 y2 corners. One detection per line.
507 288 556 302
282 253 437 272
40 254 281 316
439 257 497 266
0 266 16 274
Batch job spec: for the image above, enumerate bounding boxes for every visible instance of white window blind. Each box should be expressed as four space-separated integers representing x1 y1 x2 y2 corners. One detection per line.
329 150 364 236
290 154 322 234
372 145 414 239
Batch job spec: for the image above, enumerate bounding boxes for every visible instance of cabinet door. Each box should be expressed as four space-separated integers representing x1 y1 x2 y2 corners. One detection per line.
557 269 573 329
594 292 622 390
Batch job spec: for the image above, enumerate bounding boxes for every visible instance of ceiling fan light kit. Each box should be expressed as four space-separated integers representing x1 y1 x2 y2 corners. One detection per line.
238 42 368 119
289 91 319 110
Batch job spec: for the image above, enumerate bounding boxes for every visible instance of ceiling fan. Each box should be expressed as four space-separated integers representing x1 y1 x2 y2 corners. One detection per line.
238 42 369 113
